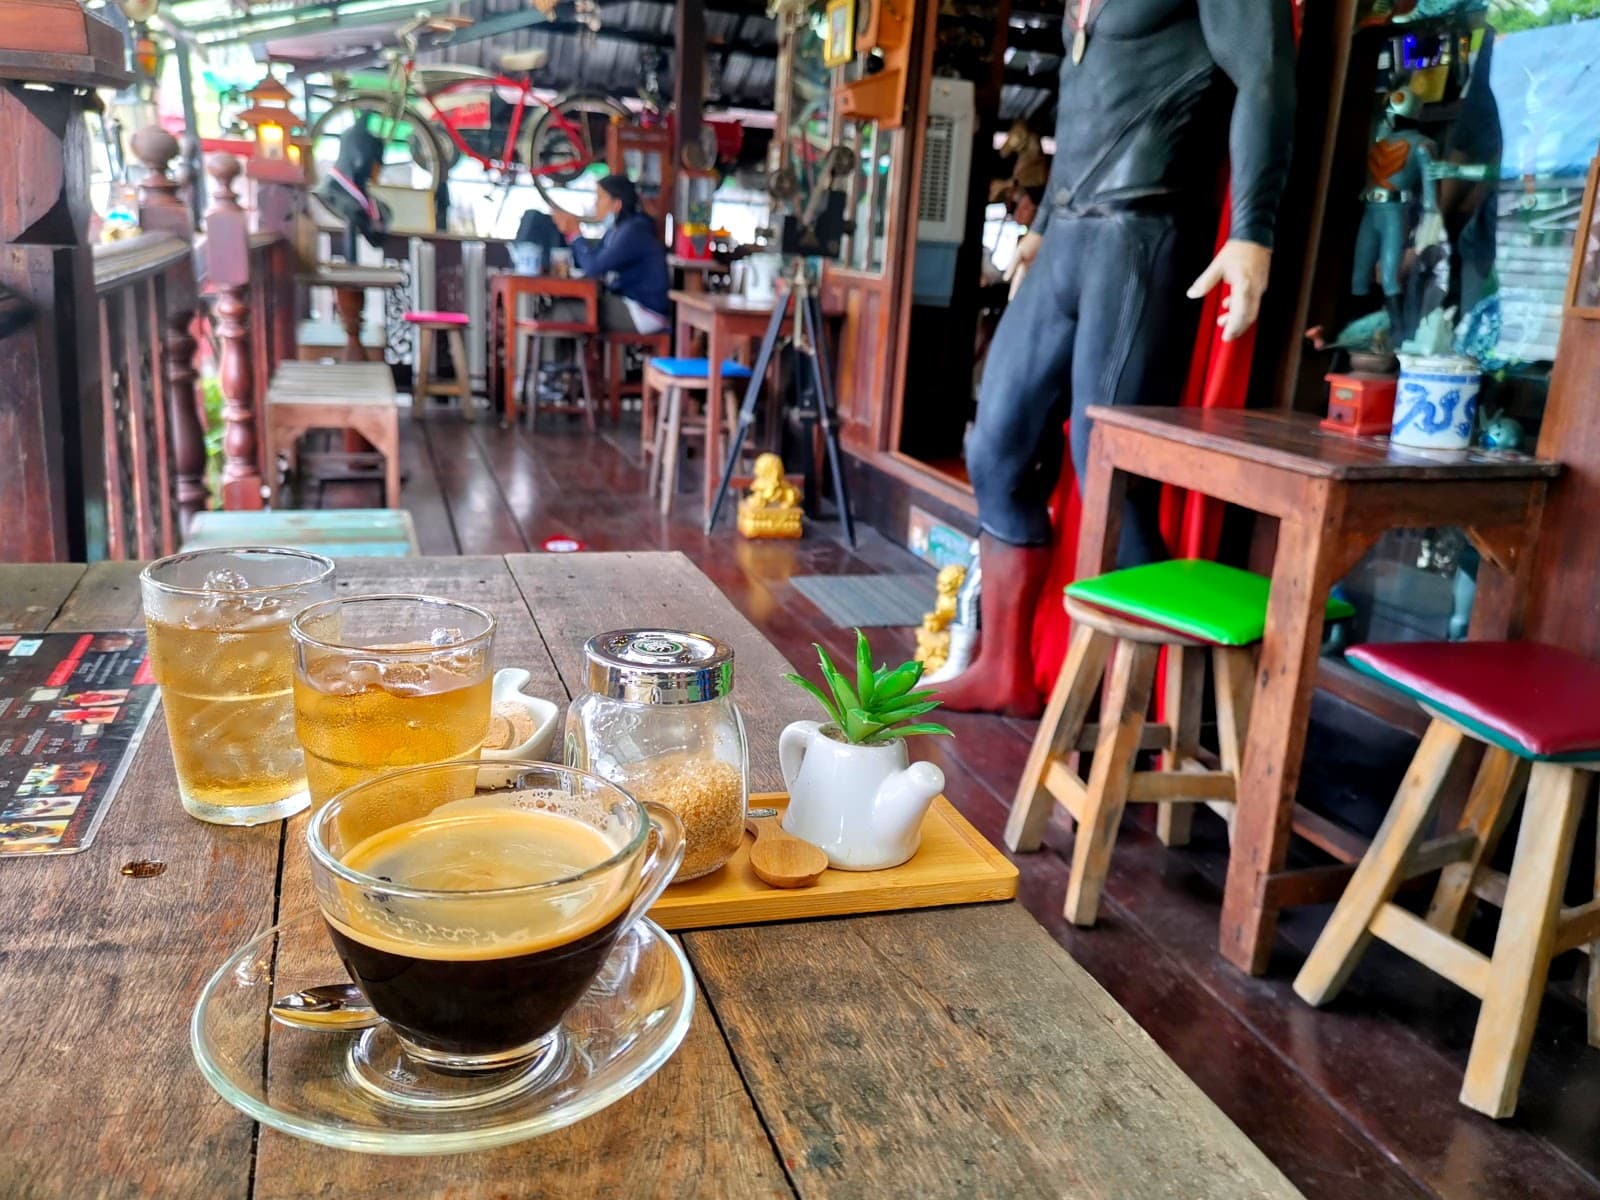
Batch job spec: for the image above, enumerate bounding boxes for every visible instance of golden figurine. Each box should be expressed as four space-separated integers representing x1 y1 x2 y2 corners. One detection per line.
737 453 804 539
913 564 967 674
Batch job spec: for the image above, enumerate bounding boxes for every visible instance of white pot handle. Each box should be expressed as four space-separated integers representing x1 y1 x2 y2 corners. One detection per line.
778 720 820 793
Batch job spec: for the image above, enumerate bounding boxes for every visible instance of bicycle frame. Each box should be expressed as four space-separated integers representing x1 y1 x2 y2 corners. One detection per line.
392 52 595 183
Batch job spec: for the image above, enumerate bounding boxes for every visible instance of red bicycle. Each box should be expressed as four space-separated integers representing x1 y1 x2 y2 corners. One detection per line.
309 14 631 215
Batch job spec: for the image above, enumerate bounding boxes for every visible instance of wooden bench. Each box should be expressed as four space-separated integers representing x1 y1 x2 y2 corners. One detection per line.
182 508 418 556
265 362 400 508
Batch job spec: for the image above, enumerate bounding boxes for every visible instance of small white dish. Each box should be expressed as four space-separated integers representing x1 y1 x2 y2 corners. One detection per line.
482 668 560 761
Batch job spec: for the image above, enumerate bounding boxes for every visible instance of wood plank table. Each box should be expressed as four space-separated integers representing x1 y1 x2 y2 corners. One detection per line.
1074 406 1560 976
297 264 407 364
669 253 731 294
670 290 844 520
487 273 599 422
0 554 1301 1200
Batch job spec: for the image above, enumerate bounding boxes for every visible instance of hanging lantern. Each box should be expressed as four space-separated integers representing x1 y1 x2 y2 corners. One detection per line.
237 71 296 162
239 69 306 185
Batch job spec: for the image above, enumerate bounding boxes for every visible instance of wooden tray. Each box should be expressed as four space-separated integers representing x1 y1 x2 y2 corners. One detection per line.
649 792 1018 931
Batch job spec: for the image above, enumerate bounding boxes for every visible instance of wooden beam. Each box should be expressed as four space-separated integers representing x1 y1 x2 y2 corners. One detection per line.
674 0 706 172
1128 770 1236 804
1370 903 1491 998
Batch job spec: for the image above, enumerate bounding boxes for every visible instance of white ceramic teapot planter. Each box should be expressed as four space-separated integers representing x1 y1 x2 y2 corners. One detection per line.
778 720 945 871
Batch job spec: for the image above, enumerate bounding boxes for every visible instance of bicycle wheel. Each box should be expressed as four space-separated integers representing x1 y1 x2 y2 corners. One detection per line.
520 90 631 215
309 94 446 194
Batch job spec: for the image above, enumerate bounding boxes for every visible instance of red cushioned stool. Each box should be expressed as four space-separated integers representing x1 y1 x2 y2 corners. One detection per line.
1295 640 1600 1118
403 310 473 421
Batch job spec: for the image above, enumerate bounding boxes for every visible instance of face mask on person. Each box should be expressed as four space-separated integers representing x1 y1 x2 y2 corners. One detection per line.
600 211 618 233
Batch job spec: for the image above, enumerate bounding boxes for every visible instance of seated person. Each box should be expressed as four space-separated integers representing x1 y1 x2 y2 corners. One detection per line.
551 175 671 333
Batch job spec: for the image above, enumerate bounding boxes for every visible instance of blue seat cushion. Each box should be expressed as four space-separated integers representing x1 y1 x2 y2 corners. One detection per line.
648 357 753 379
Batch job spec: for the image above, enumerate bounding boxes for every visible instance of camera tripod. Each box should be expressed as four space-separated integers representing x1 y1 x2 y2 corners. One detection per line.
705 258 855 546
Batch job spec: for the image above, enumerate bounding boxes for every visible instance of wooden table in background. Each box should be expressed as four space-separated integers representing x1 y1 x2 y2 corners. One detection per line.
0 553 1299 1200
668 253 731 294
670 289 844 520
487 272 599 418
297 264 406 363
1075 406 1559 976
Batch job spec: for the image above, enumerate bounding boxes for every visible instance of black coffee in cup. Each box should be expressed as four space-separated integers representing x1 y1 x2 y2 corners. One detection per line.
323 806 631 1058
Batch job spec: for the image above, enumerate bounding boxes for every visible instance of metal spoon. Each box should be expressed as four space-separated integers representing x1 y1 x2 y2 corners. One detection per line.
270 983 381 1032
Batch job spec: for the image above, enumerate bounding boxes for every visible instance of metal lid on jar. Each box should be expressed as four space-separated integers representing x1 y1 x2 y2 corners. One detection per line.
583 629 734 704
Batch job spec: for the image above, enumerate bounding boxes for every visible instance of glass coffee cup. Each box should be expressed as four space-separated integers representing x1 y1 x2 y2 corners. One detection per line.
306 760 685 1089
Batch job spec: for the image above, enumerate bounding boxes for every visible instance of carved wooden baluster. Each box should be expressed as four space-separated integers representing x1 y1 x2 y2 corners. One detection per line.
204 153 264 511
133 124 207 534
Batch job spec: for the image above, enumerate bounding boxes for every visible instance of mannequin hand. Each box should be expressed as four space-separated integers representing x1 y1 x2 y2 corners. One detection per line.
1013 231 1043 272
1186 239 1272 342
551 210 581 238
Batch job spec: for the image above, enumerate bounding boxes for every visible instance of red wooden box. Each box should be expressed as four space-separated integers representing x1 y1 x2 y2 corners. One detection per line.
1321 371 1398 438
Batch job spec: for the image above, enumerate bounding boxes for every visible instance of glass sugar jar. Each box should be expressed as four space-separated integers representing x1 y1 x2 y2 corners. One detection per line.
565 629 748 882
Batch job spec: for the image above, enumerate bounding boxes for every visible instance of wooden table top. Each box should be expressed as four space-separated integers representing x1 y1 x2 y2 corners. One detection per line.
668 254 730 272
0 553 1299 1200
1089 406 1561 482
297 264 407 289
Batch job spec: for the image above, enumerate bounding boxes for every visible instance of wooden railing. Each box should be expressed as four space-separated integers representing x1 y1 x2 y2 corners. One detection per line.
90 234 195 560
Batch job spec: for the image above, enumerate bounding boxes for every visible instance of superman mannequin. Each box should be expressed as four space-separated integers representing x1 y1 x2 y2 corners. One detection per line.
936 0 1296 716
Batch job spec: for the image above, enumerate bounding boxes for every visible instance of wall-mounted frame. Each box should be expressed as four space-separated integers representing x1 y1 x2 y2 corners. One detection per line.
824 0 856 67
1564 155 1600 319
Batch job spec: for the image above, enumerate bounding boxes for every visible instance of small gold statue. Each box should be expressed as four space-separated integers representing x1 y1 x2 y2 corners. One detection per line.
913 564 967 674
737 453 803 539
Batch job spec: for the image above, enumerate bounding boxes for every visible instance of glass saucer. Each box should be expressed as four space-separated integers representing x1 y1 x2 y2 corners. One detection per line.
191 908 694 1155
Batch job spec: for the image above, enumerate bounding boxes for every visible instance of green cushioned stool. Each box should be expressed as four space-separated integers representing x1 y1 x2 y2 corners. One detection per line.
1064 559 1355 646
1007 558 1355 928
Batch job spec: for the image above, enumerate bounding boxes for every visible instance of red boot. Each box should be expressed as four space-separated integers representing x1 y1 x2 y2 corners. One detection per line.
934 535 1050 717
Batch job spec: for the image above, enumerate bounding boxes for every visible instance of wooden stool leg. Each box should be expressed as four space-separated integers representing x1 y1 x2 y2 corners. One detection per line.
646 383 668 495
1210 646 1256 841
1293 721 1465 1005
1064 638 1159 927
1156 645 1207 848
447 328 471 420
609 340 623 423
1590 814 1600 1050
1426 745 1525 937
1006 624 1111 852
412 326 432 419
1461 762 1587 1118
580 338 597 432
659 387 682 515
641 375 658 453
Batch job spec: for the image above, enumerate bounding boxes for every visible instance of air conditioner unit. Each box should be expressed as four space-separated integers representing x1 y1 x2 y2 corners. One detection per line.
913 78 975 306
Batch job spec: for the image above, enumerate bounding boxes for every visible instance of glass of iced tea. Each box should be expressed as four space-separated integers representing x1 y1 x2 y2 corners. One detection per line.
140 546 336 825
290 595 496 806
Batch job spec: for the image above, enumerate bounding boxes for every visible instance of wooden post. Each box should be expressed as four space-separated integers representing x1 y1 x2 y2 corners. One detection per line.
672 0 705 227
0 1 132 561
203 152 264 511
134 124 208 532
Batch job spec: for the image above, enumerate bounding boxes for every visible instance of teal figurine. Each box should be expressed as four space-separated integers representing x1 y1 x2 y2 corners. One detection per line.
1480 415 1524 452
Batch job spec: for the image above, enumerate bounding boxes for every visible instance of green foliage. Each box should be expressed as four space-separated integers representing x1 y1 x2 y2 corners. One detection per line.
1489 0 1600 33
200 373 225 501
784 629 954 746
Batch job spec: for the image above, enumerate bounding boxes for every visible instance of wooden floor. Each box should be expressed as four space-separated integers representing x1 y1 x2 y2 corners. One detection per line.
342 414 1600 1199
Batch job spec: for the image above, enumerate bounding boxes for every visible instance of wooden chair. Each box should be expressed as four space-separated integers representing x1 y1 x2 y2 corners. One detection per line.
641 357 753 515
1006 560 1354 927
265 362 400 508
1294 640 1600 1119
404 310 472 420
602 329 671 423
506 279 600 430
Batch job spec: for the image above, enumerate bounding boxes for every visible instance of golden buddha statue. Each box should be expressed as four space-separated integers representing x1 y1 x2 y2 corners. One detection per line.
738 453 803 539
913 564 967 673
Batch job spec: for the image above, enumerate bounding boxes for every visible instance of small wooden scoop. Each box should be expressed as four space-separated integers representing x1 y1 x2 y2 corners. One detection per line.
745 814 828 888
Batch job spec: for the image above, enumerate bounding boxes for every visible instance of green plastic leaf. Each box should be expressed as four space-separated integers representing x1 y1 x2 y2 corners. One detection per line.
870 700 943 724
869 722 954 741
872 661 925 704
814 644 860 716
854 629 875 708
843 707 887 745
784 673 842 727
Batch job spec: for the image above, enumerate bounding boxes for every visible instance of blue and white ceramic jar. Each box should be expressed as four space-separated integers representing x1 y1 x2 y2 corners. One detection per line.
1391 354 1481 451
